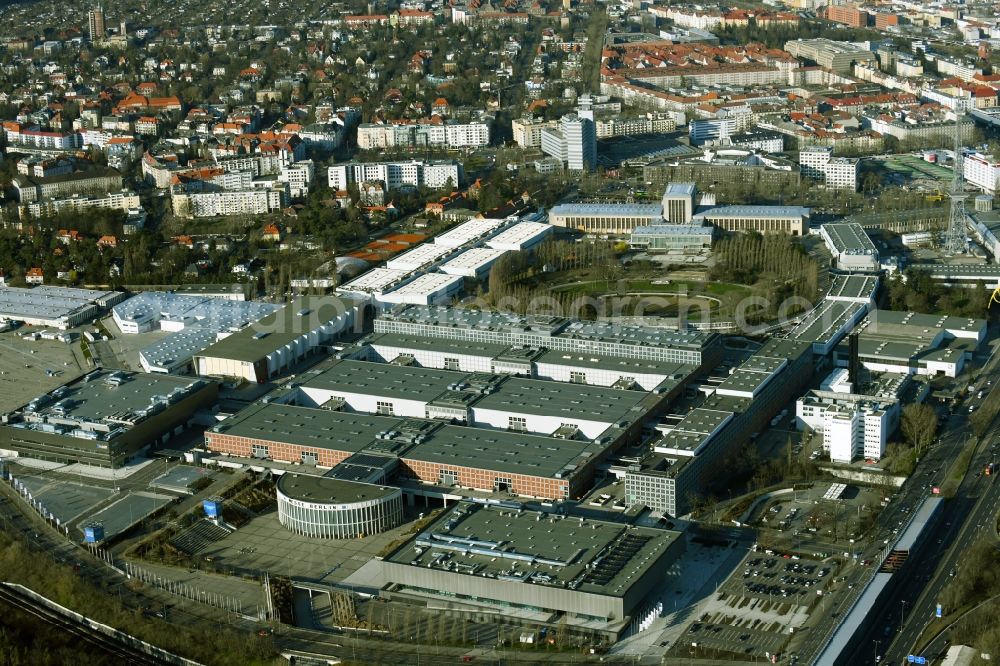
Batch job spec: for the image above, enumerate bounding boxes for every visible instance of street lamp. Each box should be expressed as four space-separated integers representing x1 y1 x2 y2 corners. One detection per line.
873 639 880 664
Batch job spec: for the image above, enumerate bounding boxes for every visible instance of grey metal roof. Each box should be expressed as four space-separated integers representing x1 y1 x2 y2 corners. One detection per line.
385 501 682 597
195 295 361 363
822 222 878 253
210 402 402 453
276 473 398 504
695 205 810 219
473 377 651 424
550 203 663 216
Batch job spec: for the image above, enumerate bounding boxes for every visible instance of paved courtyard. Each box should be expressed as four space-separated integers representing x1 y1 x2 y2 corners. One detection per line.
200 507 435 583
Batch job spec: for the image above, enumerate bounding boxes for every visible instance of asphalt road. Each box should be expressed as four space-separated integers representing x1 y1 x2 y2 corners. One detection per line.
836 371 1000 665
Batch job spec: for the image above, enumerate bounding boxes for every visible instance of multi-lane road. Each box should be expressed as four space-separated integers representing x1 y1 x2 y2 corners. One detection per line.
835 363 1000 665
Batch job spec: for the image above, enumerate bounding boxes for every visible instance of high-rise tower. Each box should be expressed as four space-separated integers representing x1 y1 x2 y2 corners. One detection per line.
88 6 106 41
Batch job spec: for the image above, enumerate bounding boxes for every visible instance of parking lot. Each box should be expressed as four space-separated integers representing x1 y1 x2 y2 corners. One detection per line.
726 554 832 603
663 550 832 660
685 617 789 658
0 330 86 412
754 483 887 547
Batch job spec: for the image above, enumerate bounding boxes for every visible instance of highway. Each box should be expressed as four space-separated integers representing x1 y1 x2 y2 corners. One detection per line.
881 439 1000 666
835 369 1000 665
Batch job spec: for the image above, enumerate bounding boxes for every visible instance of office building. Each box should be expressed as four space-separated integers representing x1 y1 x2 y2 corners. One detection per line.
689 118 738 146
799 146 858 190
964 152 1000 195
541 113 597 171
796 370 911 462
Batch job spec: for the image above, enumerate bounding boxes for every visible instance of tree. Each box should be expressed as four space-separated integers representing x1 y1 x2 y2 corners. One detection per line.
900 403 937 456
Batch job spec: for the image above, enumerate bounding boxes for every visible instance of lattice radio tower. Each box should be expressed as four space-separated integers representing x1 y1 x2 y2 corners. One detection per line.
944 108 969 254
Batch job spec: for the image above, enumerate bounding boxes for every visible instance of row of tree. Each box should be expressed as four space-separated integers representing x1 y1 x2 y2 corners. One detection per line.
709 232 820 303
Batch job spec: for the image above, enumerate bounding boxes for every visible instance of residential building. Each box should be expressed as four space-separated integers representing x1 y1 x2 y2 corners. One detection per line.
13 168 124 203
88 6 106 41
24 190 140 218
512 117 555 148
799 146 858 190
327 160 462 192
356 122 490 150
964 152 1000 194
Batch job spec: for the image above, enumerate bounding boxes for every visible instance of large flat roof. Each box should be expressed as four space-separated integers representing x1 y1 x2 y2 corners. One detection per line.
858 309 985 339
338 268 411 294
301 359 464 402
406 423 602 478
385 243 453 271
787 299 866 346
655 407 733 456
376 305 717 351
434 217 509 247
826 274 879 301
485 221 553 249
194 296 360 363
534 349 694 377
210 402 402 453
0 286 100 323
474 377 650 424
364 332 512 358
439 247 507 273
822 222 877 253
9 370 210 441
386 501 683 598
380 273 463 300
